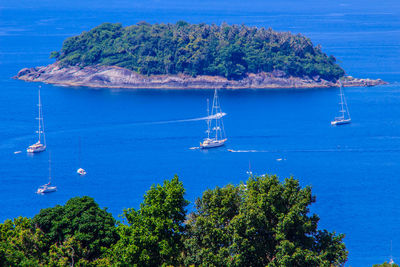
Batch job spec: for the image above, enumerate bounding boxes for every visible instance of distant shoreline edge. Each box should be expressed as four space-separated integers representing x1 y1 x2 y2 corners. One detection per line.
14 63 387 90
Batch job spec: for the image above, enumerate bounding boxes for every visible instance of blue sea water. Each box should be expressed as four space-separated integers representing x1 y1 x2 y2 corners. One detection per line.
1 1 400 265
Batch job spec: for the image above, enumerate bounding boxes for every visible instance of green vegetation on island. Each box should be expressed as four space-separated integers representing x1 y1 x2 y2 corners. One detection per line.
0 175 347 266
51 22 345 81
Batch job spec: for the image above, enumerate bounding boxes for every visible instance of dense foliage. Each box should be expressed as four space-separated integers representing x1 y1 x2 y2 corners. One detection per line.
0 196 118 266
53 21 345 81
373 262 399 267
112 176 188 266
32 196 118 264
0 175 347 266
184 175 347 266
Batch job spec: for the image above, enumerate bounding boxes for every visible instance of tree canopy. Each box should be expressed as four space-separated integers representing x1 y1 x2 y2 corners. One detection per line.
184 175 347 266
0 175 348 266
111 175 188 266
52 21 345 81
32 196 118 264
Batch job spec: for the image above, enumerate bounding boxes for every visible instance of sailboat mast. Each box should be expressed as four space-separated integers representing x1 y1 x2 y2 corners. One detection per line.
79 137 82 166
212 89 226 141
213 89 221 140
213 89 217 140
206 99 211 139
40 88 46 146
342 88 351 120
36 87 46 146
248 160 252 176
339 81 351 120
38 89 41 143
48 152 51 183
339 83 345 117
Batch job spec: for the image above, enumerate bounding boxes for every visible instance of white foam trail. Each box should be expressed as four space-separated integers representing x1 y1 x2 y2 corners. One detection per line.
1 113 228 145
141 112 227 125
227 148 400 153
228 149 261 153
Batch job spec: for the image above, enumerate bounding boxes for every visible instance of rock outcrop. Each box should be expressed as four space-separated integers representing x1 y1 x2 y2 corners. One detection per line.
14 63 387 89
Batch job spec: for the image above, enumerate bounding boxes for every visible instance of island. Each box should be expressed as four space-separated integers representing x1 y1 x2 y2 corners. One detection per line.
15 22 386 89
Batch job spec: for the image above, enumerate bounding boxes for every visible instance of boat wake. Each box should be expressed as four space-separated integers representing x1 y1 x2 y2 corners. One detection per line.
228 149 260 153
141 112 227 125
227 148 400 153
1 113 228 149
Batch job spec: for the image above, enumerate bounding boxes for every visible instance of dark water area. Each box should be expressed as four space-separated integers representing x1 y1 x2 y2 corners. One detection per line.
1 1 400 265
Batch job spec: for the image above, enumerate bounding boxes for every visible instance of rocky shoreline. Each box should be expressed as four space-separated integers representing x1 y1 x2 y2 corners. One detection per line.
14 63 387 89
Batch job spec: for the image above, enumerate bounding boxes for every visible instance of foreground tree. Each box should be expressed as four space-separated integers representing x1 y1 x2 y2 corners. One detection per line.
112 175 189 266
32 196 118 265
0 174 349 266
0 217 45 266
184 175 348 266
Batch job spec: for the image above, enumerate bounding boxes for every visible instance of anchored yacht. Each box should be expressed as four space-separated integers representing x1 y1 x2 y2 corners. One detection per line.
27 88 46 153
331 81 351 126
200 89 227 149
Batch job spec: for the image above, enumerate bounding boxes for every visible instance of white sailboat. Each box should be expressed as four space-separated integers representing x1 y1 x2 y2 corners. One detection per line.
331 81 351 126
36 153 57 194
389 240 395 266
200 89 227 149
76 138 87 176
246 160 253 176
27 88 46 153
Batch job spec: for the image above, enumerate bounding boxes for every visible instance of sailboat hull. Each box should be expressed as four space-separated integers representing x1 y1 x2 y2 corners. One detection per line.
37 186 57 194
331 119 351 126
27 143 46 153
200 138 227 149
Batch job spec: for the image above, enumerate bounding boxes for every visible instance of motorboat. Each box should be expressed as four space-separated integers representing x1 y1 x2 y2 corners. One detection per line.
77 168 87 176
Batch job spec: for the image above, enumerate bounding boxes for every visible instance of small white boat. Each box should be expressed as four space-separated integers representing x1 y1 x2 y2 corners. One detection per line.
77 168 86 176
76 138 87 175
37 153 56 194
331 81 351 126
27 88 47 153
36 182 57 194
200 89 227 149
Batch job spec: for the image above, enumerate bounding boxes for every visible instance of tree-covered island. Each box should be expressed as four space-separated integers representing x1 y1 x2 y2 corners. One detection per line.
0 175 348 266
53 21 344 80
15 21 386 89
